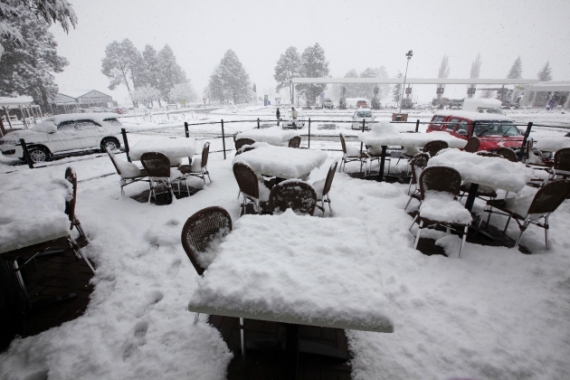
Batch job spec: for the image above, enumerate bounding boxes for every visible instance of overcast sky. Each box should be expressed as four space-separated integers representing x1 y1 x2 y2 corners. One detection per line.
51 0 570 105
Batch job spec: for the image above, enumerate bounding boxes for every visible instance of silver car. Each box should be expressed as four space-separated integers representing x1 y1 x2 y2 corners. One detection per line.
0 113 122 163
351 108 376 130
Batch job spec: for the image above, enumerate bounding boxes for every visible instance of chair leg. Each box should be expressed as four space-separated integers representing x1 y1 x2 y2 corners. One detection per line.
409 214 419 232
68 237 96 274
503 215 512 234
413 220 423 249
239 317 246 362
513 218 530 248
544 215 550 249
458 225 468 257
404 195 414 211
326 195 332 215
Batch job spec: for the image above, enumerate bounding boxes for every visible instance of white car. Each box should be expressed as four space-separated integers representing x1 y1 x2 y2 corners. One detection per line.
351 108 376 130
0 113 123 163
281 109 306 129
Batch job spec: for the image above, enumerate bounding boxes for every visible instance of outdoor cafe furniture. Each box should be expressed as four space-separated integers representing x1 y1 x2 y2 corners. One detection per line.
423 140 449 157
410 166 472 257
232 142 328 181
312 160 338 216
234 138 255 152
267 179 318 216
0 167 95 308
548 147 570 181
478 179 570 249
236 127 300 146
404 153 430 211
359 128 467 181
106 148 149 196
178 142 211 191
233 162 270 215
496 147 518 162
288 135 301 148
129 137 196 166
140 152 178 203
428 149 534 212
463 136 481 153
187 211 394 372
339 132 369 174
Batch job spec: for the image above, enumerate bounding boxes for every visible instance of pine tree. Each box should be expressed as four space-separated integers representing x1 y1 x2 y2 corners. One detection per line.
169 82 196 107
0 6 68 110
101 39 142 106
392 71 402 104
132 85 160 108
156 45 187 103
468 53 482 98
343 69 359 98
537 61 552 81
208 50 251 104
507 56 522 79
274 47 301 103
437 55 450 101
359 67 389 99
297 43 329 106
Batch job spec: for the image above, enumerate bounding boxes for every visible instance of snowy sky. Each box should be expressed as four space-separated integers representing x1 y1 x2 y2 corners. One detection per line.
51 0 570 105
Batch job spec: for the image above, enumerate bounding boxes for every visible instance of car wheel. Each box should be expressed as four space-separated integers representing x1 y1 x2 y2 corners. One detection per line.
27 146 50 163
101 137 120 153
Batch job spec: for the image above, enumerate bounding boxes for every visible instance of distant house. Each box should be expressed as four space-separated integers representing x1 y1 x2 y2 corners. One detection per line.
52 90 114 113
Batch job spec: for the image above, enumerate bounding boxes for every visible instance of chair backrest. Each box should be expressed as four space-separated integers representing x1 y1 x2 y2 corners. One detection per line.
181 206 232 276
288 136 301 148
64 167 77 225
423 140 449 157
554 147 570 172
201 142 210 168
106 147 122 176
233 162 259 199
322 160 339 197
528 179 570 215
463 137 481 153
235 138 255 151
140 152 171 178
419 166 462 199
409 153 430 185
233 132 241 143
268 180 317 215
496 147 518 162
339 133 347 154
476 151 501 158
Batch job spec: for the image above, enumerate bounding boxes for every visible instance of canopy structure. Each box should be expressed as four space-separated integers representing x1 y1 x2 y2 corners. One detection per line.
0 96 41 136
291 78 540 85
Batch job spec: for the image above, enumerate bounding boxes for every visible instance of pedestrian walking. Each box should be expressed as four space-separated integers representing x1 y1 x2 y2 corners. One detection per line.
291 107 298 129
276 108 280 126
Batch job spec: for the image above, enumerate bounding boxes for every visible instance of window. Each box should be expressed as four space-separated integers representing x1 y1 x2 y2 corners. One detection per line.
446 118 459 131
455 120 469 135
474 121 520 137
57 120 77 132
103 118 122 127
75 120 100 130
356 111 372 118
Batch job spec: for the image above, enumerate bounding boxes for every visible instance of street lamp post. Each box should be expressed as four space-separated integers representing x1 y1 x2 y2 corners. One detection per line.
399 50 413 114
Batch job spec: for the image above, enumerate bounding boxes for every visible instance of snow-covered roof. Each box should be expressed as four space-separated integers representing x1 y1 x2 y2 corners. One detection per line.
43 113 120 124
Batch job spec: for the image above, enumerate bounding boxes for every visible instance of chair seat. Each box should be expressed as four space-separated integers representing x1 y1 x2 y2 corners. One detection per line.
420 197 473 225
312 178 325 198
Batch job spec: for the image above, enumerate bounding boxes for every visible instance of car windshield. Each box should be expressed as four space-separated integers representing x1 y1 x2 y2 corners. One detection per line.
356 111 372 118
473 121 521 137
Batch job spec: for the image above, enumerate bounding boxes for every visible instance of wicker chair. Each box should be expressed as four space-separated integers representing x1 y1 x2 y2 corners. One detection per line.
495 147 517 162
476 151 501 158
463 137 481 153
404 153 430 210
140 152 176 203
268 179 318 216
410 166 471 257
64 167 88 243
180 206 246 359
339 133 369 174
178 142 211 192
548 147 570 181
106 148 148 196
233 162 269 215
478 179 570 249
423 140 449 157
366 144 391 177
235 138 255 151
288 136 301 148
312 161 338 216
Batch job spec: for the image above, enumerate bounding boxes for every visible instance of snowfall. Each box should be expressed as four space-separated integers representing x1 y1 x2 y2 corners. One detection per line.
1 106 570 380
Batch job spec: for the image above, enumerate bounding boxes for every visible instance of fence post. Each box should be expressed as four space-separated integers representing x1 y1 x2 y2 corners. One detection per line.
121 128 131 162
257 118 260 129
19 139 34 168
221 119 226 160
184 122 189 138
415 119 420 132
360 119 365 153
518 122 533 161
308 119 311 149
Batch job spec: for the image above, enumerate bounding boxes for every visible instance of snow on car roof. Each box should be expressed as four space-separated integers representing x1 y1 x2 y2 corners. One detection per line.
433 110 512 121
44 113 121 124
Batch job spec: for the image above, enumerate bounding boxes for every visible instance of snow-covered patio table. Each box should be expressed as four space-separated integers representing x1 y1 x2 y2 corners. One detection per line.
128 137 196 163
532 136 570 152
188 210 394 333
236 127 300 146
233 142 328 179
428 148 534 210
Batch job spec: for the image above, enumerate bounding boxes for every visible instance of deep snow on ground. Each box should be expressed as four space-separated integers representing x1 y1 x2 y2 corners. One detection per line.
1 107 570 380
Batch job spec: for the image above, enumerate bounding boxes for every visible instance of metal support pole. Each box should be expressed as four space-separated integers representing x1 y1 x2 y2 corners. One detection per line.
221 119 226 160
184 122 189 138
360 119 365 153
308 118 311 149
257 118 260 129
20 139 34 169
4 107 13 130
121 128 131 162
518 122 533 161
415 119 420 132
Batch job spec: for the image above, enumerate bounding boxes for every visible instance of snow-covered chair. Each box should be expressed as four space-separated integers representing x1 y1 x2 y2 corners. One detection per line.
548 148 570 182
268 179 317 216
496 147 517 162
312 160 338 216
339 133 369 174
233 162 270 215
463 136 481 153
235 138 255 152
423 140 448 157
410 166 472 257
404 153 430 210
140 152 176 203
288 136 301 148
478 179 570 249
106 148 148 196
178 142 211 191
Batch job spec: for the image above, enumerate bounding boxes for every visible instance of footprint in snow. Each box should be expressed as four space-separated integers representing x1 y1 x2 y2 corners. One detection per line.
122 321 149 361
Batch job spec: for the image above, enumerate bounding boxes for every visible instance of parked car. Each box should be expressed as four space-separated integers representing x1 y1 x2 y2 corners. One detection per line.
356 100 369 108
351 108 376 130
323 98 334 109
426 111 524 152
0 113 123 163
281 109 306 129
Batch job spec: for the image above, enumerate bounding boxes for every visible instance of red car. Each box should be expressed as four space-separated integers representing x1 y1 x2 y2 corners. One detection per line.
426 111 524 152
